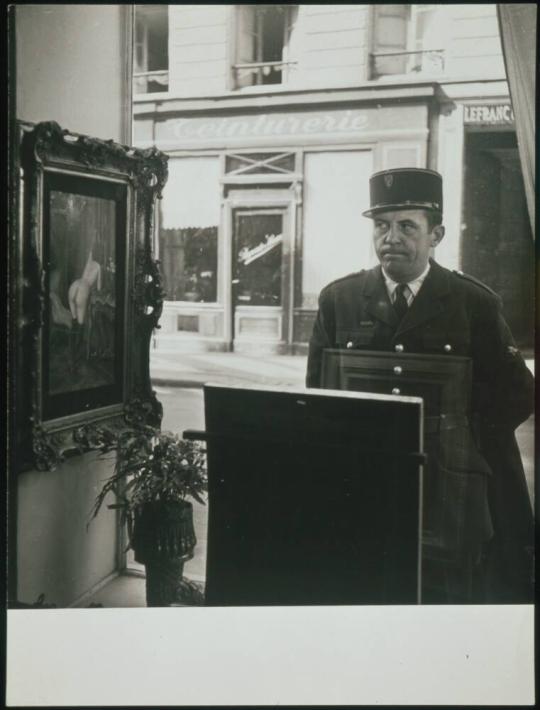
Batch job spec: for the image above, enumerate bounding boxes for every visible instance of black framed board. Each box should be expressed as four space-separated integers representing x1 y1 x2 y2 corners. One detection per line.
196 383 424 606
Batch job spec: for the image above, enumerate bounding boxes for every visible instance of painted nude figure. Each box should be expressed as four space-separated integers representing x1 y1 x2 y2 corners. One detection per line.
49 268 73 329
68 249 102 325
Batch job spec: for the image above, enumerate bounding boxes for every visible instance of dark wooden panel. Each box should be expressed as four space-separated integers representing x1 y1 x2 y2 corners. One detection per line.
202 384 423 606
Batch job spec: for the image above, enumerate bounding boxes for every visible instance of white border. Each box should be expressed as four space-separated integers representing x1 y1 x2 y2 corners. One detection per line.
6 605 534 706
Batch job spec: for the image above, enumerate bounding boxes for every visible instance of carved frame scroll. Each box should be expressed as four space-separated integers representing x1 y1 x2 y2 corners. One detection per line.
17 121 168 471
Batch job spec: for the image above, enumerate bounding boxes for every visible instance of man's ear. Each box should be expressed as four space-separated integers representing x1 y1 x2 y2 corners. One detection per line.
431 225 445 246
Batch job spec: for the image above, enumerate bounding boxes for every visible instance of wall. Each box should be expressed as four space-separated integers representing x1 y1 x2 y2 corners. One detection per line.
17 454 118 607
16 4 130 141
297 5 369 88
168 4 229 96
435 103 465 271
14 4 132 606
301 149 374 304
164 4 506 99
167 4 371 95
447 4 506 79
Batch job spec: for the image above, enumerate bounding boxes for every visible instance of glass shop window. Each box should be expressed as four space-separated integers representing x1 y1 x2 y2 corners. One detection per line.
233 212 283 307
159 158 221 303
234 5 299 88
134 5 169 94
370 4 446 79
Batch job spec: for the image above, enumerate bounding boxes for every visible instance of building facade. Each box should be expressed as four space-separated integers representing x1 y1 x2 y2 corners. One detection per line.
133 4 533 354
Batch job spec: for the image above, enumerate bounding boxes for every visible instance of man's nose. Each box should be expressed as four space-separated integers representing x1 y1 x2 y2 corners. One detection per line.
385 223 401 242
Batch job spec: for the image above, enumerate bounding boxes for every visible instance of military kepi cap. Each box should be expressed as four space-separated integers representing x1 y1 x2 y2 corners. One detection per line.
362 168 443 218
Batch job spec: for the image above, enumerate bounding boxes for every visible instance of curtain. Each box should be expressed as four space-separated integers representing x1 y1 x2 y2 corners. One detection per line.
497 4 536 234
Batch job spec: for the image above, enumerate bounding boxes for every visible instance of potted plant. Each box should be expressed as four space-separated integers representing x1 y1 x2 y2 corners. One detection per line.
91 425 208 607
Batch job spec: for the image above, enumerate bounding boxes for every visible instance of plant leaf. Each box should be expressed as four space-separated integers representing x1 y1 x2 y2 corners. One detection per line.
190 490 206 505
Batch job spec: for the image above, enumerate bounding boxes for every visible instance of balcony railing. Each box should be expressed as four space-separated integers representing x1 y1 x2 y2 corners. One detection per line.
133 70 169 95
233 60 298 87
370 49 445 80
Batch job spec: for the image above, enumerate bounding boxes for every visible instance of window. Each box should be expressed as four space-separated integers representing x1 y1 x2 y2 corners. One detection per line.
159 158 221 303
371 5 445 79
134 5 169 94
233 212 284 307
225 152 296 176
234 5 299 88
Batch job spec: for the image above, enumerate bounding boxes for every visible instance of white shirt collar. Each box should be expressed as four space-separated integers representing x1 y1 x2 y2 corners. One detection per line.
382 262 431 304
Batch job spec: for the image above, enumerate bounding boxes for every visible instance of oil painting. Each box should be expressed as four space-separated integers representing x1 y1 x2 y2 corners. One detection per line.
43 173 127 419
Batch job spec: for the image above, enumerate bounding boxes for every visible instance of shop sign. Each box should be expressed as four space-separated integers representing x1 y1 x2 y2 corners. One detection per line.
143 104 428 148
151 109 384 143
155 109 371 143
464 103 514 125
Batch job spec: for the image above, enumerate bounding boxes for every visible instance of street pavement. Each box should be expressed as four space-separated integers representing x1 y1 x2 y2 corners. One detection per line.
150 350 308 389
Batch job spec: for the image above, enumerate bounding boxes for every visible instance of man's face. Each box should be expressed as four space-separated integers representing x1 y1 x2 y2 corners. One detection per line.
372 209 444 283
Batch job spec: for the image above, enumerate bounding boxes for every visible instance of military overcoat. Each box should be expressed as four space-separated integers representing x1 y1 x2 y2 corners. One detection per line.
306 259 534 601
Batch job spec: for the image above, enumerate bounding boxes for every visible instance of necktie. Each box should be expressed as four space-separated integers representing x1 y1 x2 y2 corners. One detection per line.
393 283 409 321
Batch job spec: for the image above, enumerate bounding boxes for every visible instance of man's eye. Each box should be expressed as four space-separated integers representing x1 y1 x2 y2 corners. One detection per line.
401 224 415 233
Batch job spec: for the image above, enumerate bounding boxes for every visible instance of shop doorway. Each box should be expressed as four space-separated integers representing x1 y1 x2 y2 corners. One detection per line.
462 131 534 349
231 207 291 352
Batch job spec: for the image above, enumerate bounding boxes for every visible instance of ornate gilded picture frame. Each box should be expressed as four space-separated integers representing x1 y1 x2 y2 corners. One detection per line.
17 121 168 471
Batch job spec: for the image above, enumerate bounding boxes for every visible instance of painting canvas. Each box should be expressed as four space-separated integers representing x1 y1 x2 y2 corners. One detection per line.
43 173 127 420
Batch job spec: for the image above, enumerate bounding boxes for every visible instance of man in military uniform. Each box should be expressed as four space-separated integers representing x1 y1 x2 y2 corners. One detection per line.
306 168 534 603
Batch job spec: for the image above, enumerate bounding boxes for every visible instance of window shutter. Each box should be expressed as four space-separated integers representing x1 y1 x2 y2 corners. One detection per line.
134 16 148 73
372 4 409 76
284 6 300 63
411 5 444 52
236 6 256 88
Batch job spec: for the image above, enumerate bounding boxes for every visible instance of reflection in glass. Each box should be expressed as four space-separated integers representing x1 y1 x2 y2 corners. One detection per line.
47 191 116 395
233 213 283 306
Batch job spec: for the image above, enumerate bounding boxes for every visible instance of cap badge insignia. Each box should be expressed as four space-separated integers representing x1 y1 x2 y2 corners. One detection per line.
384 174 394 188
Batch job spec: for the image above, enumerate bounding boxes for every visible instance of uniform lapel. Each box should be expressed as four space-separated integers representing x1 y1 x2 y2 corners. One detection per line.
362 265 398 327
395 260 450 336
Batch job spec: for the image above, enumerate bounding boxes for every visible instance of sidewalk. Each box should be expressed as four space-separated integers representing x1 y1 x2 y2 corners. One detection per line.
150 350 308 389
151 349 535 389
